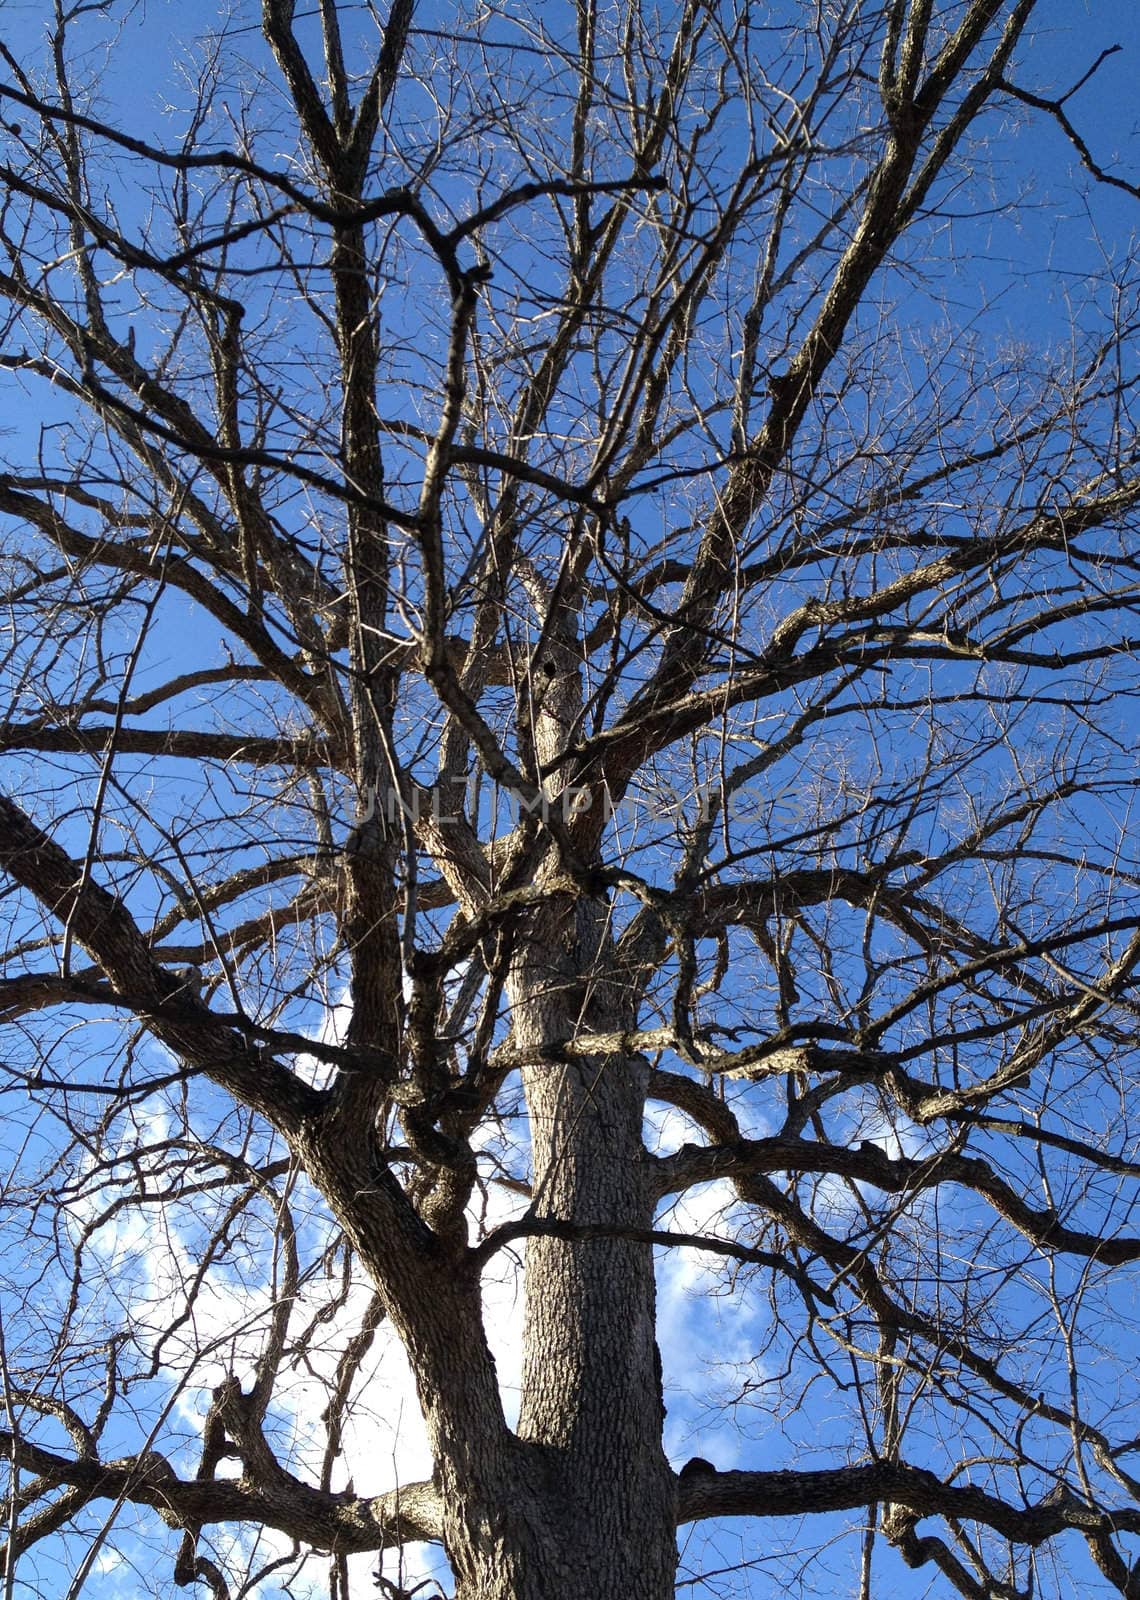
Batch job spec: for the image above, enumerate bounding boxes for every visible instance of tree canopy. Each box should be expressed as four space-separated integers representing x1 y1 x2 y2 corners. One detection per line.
1 2 1140 1597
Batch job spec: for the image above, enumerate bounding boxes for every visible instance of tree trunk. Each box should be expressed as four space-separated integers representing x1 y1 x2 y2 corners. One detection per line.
445 891 678 1600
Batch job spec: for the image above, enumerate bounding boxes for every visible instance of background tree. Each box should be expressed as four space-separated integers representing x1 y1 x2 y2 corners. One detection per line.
0 1 1139 1596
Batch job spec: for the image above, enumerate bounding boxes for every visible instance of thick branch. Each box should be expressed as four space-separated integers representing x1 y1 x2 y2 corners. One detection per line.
676 1458 1140 1548
0 792 322 1129
0 1430 442 1559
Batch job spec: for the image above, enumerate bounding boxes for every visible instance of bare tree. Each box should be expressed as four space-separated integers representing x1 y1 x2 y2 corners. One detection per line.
0 1 1139 1596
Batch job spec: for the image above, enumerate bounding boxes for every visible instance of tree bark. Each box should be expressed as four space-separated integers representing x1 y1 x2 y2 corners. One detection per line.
465 890 679 1600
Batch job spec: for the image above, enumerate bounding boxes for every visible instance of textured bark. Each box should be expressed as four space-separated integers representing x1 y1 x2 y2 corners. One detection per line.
301 915 679 1599
498 893 677 1600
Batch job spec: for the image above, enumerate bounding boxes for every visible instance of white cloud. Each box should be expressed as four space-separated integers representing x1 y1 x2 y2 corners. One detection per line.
655 1180 773 1470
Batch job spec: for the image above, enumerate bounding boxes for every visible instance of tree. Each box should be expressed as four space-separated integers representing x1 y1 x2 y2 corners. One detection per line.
0 0 1139 1595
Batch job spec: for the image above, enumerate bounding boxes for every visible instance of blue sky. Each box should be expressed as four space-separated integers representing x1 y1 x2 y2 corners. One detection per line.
1 1 1140 1597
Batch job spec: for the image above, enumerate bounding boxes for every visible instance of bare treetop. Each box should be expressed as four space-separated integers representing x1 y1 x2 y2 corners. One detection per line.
0 2 1139 1597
